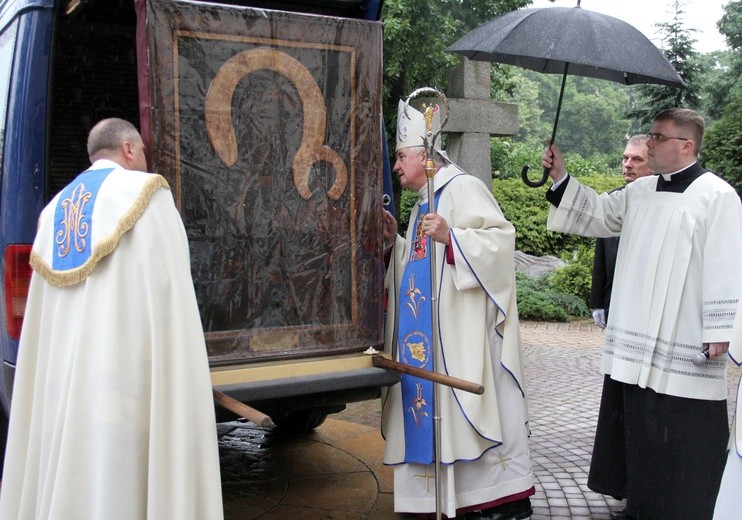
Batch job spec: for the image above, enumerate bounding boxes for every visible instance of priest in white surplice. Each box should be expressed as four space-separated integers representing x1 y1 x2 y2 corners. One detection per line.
542 108 741 520
0 119 224 519
380 100 534 520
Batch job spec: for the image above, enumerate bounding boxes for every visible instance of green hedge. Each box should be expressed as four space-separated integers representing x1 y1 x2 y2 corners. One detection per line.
492 174 624 256
516 273 589 321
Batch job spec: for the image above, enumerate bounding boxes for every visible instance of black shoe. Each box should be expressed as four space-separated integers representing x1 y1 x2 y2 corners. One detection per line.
609 509 635 520
465 498 532 519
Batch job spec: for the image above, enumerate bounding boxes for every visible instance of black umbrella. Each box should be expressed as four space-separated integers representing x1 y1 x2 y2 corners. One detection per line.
446 3 685 187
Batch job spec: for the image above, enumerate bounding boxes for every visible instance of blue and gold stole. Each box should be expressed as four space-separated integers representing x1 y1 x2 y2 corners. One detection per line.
398 193 441 464
52 168 114 271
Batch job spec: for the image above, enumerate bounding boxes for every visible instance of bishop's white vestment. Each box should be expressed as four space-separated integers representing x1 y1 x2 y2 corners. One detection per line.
0 160 224 519
382 164 534 518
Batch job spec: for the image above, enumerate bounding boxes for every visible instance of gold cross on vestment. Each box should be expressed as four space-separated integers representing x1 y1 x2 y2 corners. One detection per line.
496 452 512 470
413 466 436 493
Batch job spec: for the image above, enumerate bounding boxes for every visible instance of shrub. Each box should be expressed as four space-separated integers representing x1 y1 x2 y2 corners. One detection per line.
703 88 742 195
515 273 572 321
562 151 616 177
492 177 579 256
491 140 619 181
492 175 623 256
548 244 595 311
491 140 545 180
542 291 591 319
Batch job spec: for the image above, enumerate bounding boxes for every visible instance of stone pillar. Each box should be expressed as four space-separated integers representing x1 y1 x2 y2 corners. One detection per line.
444 57 519 186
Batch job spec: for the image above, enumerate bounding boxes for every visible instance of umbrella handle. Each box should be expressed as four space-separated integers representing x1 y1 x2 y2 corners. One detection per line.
521 164 550 188
521 65 569 189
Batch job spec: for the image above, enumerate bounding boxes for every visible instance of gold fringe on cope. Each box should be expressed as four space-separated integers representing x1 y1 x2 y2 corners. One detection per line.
30 174 171 287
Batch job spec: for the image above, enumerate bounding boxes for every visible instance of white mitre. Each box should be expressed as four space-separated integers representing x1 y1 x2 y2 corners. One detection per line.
395 99 442 152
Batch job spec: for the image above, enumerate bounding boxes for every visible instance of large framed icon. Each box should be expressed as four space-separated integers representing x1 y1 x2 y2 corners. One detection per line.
138 0 385 364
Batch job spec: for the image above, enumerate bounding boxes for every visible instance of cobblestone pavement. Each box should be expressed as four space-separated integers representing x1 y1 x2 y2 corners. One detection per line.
219 320 742 519
519 320 625 520
519 321 740 519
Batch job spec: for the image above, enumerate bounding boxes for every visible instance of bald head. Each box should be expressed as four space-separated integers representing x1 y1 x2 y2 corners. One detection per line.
87 118 148 171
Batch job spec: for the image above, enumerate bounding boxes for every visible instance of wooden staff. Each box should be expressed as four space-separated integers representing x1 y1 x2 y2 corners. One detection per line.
212 389 274 428
372 355 484 395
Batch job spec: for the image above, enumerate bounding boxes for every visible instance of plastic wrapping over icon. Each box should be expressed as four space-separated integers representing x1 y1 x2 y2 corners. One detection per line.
138 0 385 364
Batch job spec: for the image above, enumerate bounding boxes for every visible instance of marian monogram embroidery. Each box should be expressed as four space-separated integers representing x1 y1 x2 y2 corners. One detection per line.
56 182 92 258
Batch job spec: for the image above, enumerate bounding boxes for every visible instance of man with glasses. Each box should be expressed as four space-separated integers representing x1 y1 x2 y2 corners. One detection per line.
541 108 742 520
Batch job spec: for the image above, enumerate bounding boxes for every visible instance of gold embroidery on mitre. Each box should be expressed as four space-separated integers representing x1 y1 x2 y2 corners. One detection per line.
56 182 92 258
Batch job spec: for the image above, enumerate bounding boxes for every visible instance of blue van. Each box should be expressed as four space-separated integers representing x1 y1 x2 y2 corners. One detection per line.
0 0 396 468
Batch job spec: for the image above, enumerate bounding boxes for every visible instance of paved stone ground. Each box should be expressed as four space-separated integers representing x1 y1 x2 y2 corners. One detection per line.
335 319 742 519
4 320 736 519
520 320 620 520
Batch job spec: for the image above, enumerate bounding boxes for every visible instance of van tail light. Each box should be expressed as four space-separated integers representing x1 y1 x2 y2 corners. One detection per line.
4 245 33 340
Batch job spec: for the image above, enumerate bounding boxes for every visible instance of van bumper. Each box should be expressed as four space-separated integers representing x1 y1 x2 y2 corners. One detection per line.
214 366 399 404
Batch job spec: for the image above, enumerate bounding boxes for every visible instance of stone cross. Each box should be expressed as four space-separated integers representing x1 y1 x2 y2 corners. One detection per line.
443 57 519 186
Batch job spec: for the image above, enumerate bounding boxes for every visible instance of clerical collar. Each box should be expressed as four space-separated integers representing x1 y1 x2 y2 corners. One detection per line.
656 161 707 193
660 161 698 182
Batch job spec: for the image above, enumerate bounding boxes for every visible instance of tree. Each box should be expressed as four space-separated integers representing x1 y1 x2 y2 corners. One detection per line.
381 0 530 143
493 71 549 147
499 70 631 159
702 0 742 193
703 90 742 194
543 77 631 158
718 0 742 50
708 0 742 111
694 50 735 122
626 0 705 129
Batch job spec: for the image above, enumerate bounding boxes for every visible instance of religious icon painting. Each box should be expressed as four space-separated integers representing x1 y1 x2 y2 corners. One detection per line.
410 213 428 262
139 0 385 363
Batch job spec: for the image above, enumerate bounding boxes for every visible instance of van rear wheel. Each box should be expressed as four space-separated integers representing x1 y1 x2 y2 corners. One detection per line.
273 405 344 434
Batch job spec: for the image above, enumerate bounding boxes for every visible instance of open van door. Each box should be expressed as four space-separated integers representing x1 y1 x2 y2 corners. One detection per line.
0 0 395 456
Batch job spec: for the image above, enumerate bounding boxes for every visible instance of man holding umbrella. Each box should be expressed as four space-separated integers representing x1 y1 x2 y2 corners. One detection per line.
541 108 742 519
381 99 534 519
